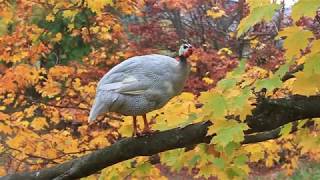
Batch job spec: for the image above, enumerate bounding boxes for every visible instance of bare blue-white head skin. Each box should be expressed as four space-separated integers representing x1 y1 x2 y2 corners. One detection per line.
178 43 193 59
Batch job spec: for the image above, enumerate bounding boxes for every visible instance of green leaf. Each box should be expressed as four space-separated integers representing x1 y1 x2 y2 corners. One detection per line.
255 77 282 92
30 5 46 24
212 158 225 169
226 167 239 178
232 59 246 76
292 0 320 21
198 164 215 179
280 123 293 136
160 149 184 171
234 154 248 166
74 9 95 28
274 62 291 78
204 94 227 119
227 166 247 178
134 162 152 175
278 26 313 60
217 79 237 91
0 20 7 35
292 51 320 96
292 72 320 96
304 53 320 76
211 123 249 146
188 155 200 167
297 119 308 129
225 142 239 155
232 87 250 109
237 3 280 37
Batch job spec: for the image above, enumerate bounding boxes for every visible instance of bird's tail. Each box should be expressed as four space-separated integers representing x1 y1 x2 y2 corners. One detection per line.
88 97 109 122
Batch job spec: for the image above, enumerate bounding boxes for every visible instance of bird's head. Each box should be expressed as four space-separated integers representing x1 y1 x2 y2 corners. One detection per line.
178 43 193 59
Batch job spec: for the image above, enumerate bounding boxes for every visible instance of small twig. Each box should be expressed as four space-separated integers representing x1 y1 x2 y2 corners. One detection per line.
7 146 60 164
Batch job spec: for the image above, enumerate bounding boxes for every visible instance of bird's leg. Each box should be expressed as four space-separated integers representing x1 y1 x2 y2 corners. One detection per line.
132 116 138 137
142 114 153 134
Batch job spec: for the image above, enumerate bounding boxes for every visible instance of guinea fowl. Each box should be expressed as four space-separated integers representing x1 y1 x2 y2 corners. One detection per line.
88 43 193 136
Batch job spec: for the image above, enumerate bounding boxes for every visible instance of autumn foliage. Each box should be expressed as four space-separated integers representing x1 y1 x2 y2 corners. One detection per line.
0 0 320 179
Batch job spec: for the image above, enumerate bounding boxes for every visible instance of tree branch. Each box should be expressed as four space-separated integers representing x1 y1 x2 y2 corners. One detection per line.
246 95 320 132
1 121 211 180
2 95 320 180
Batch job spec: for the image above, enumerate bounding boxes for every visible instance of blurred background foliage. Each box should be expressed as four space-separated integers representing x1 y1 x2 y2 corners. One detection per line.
0 0 320 179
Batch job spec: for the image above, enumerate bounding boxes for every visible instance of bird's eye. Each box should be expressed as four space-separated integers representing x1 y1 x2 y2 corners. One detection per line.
183 45 188 49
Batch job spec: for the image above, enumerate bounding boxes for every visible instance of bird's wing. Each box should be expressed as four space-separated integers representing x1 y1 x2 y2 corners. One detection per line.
97 54 178 95
98 75 149 95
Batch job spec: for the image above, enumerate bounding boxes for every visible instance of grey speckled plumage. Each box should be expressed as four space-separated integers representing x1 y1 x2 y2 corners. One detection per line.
88 54 190 121
88 42 194 125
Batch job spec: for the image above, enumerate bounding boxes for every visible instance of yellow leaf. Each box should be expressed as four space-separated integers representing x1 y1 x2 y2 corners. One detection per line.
31 117 49 130
6 134 26 149
202 77 214 85
52 33 62 42
0 7 13 24
118 116 133 137
24 105 38 118
46 14 55 22
86 0 113 13
278 26 313 60
0 123 13 135
90 26 100 33
62 10 78 19
292 72 320 96
89 134 110 148
49 66 75 80
36 78 61 98
265 155 274 167
0 166 6 176
218 48 232 55
0 112 9 121
207 7 226 19
244 144 265 162
46 149 58 159
67 23 75 31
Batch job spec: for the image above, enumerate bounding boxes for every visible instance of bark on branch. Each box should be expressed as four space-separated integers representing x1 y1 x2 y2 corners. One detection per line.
2 95 320 180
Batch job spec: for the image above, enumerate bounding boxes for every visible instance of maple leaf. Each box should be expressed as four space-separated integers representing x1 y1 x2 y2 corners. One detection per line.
46 14 55 22
200 93 227 121
36 77 62 98
244 144 265 162
0 6 13 24
86 0 113 13
49 66 75 80
211 122 249 146
207 7 226 19
292 72 320 96
0 123 13 135
277 26 313 60
291 0 320 21
52 32 63 42
255 76 282 92
237 2 280 37
31 117 49 131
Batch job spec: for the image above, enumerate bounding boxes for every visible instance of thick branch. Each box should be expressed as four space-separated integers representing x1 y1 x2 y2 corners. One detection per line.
1 121 211 180
246 95 320 132
2 95 320 180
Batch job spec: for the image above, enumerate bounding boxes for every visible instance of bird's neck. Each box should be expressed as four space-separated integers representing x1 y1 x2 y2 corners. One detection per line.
177 55 187 63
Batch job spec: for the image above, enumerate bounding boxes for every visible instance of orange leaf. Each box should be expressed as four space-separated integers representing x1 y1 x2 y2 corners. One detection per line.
31 117 49 130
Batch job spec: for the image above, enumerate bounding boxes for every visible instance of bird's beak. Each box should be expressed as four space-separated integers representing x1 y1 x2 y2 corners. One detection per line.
183 47 193 58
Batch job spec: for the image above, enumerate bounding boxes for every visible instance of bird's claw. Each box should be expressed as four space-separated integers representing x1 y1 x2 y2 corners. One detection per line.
134 129 158 137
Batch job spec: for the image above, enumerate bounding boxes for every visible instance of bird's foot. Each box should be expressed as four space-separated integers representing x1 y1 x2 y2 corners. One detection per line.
136 129 159 137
